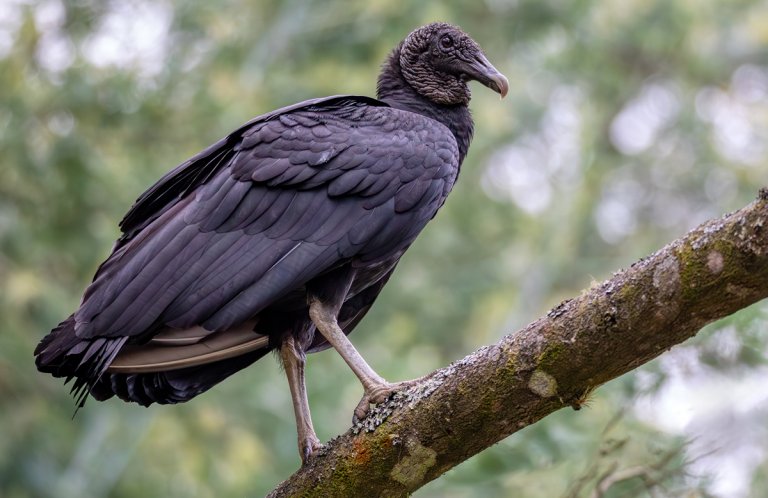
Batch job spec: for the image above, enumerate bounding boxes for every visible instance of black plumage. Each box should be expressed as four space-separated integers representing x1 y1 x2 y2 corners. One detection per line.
35 22 508 461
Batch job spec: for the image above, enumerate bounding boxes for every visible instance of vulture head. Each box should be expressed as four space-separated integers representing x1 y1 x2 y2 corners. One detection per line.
397 22 509 105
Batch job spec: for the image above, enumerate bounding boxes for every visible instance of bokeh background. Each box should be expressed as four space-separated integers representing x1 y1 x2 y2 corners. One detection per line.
1 1 767 496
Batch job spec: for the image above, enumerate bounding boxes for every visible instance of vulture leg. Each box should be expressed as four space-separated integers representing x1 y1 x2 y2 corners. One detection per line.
309 298 420 422
280 334 322 463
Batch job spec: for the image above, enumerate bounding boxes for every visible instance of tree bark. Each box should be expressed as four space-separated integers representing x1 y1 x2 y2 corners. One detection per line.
269 189 768 497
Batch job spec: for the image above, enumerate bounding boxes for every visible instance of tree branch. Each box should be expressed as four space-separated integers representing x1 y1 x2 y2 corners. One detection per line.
269 189 768 497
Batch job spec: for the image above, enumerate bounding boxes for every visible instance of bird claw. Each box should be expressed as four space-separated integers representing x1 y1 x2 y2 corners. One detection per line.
352 379 420 424
299 435 324 465
353 396 371 424
353 388 390 423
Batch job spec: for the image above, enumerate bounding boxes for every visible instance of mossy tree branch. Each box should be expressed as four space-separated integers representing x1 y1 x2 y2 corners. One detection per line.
269 189 768 497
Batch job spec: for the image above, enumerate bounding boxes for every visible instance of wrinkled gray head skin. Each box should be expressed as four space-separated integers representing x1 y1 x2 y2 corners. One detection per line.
399 22 509 105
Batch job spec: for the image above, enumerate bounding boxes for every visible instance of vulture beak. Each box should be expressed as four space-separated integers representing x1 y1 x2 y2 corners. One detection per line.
464 52 509 98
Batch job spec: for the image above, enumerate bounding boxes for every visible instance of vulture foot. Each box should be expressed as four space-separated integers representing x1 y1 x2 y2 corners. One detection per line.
300 434 324 465
352 378 422 423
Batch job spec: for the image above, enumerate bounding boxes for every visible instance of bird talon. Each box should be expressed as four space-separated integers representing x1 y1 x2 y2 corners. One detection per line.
300 437 324 465
353 380 420 423
353 396 372 423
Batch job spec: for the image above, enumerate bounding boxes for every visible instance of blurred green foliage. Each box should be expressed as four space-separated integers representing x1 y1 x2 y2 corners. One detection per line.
1 0 767 496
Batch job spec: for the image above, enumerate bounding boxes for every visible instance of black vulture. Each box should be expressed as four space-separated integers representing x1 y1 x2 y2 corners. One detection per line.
35 22 508 462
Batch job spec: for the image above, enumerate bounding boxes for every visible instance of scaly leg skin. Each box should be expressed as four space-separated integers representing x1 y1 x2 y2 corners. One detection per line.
309 298 422 423
351 376 423 424
280 335 323 464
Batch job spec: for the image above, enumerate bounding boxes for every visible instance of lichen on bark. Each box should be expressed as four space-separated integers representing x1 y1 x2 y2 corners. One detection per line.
269 191 768 498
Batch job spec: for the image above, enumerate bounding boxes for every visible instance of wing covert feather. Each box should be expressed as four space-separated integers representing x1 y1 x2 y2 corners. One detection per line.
75 97 460 341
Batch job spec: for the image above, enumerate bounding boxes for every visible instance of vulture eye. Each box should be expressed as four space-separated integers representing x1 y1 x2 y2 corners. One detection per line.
439 35 454 50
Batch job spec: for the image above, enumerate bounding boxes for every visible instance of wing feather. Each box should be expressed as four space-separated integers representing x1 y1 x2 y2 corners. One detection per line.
70 96 459 350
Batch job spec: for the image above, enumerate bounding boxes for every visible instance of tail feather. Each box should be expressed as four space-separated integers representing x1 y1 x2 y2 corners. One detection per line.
91 348 270 405
36 316 127 378
36 315 272 407
36 315 129 410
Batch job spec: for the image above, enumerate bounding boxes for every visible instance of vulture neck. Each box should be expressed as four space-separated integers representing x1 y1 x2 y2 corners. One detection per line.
376 46 474 163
